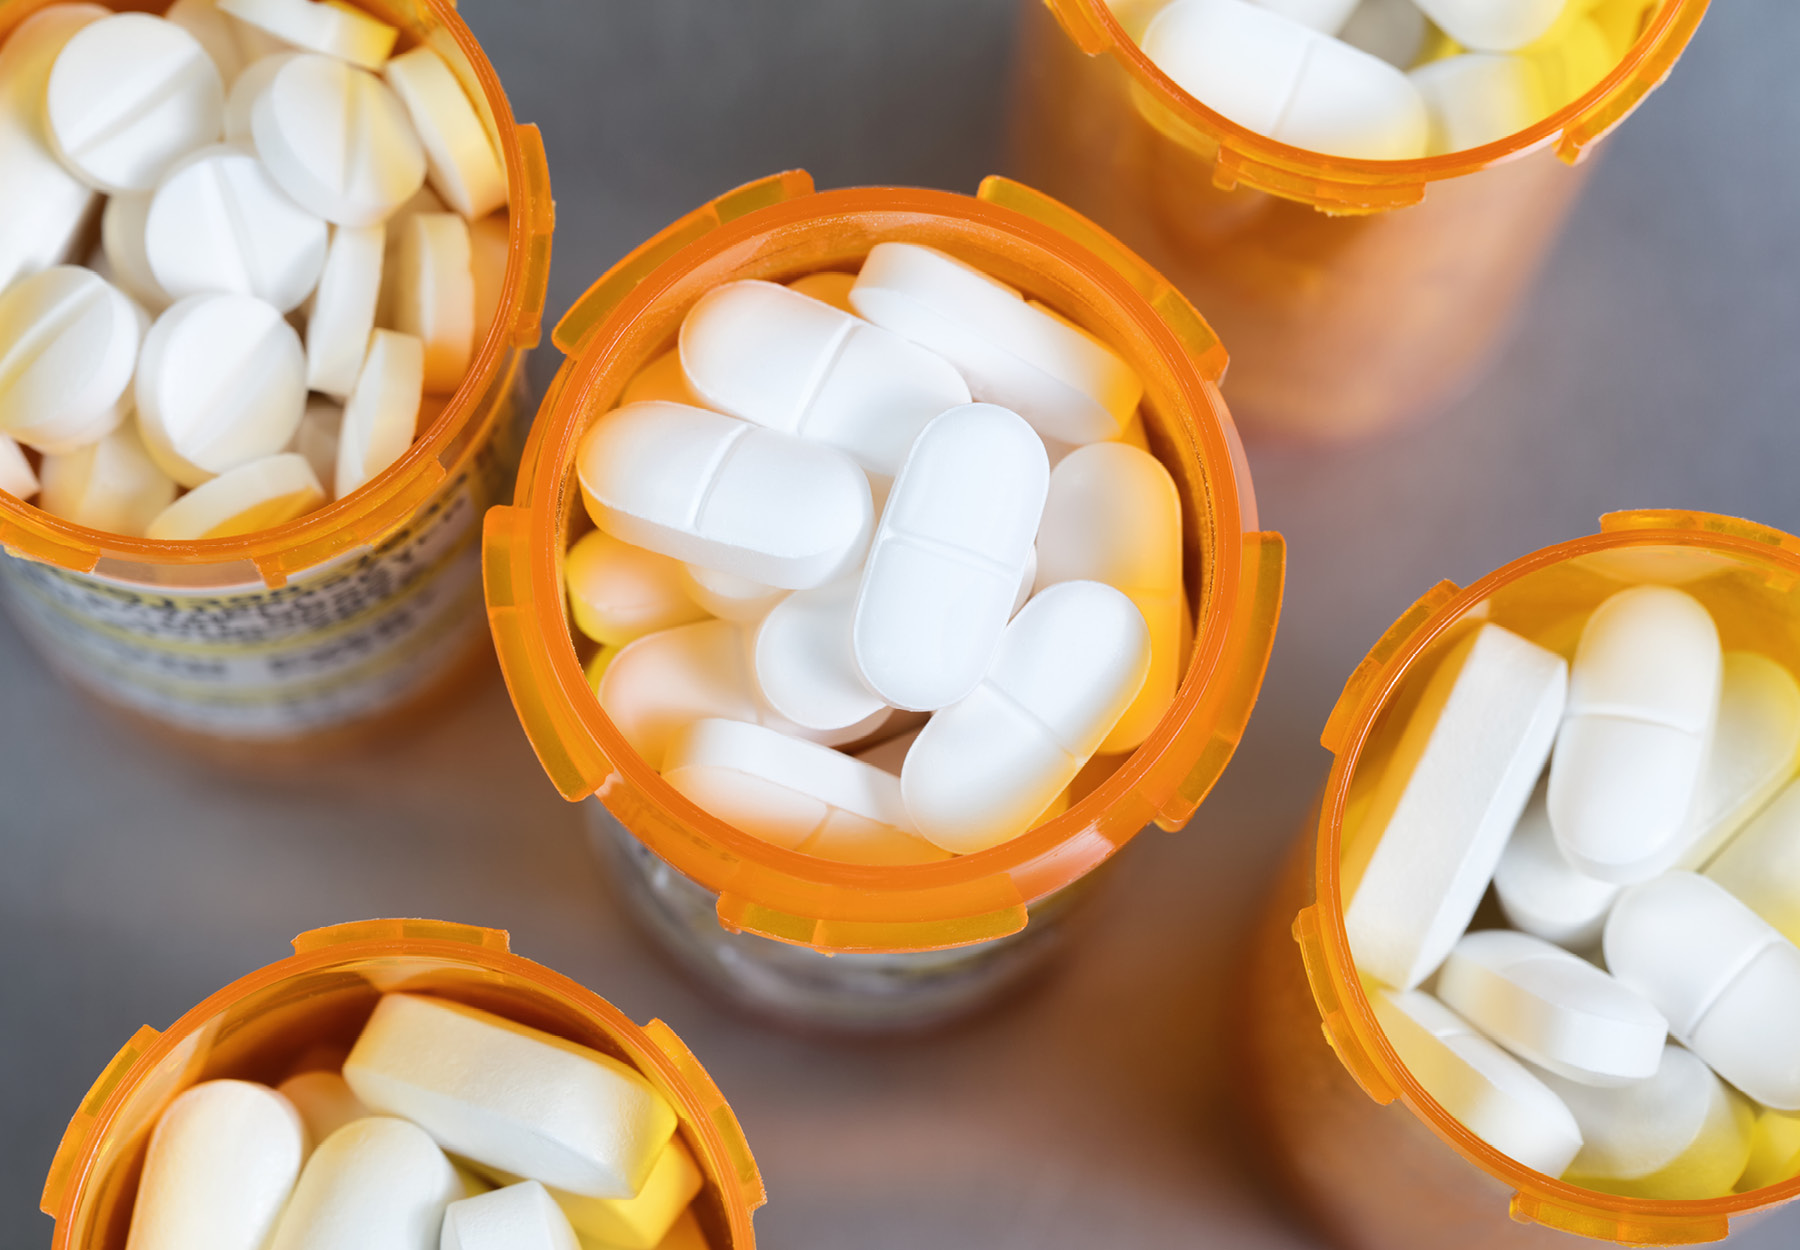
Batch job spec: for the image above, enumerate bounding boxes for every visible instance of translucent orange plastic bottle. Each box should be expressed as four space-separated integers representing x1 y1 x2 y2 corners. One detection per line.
1242 511 1800 1248
1010 0 1708 441
483 170 1285 1033
0 0 554 760
41 918 764 1250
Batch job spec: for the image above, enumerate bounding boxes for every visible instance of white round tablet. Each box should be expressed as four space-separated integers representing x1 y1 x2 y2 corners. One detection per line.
335 327 423 498
305 223 383 397
101 193 170 310
0 265 141 455
219 0 399 71
383 45 507 220
389 211 474 394
145 451 323 541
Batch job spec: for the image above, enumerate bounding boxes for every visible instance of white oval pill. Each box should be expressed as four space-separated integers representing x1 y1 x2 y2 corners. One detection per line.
0 265 140 455
146 144 328 312
383 45 507 220
546 1139 704 1250
1410 55 1545 155
442 1181 579 1250
1606 871 1800 1110
680 279 970 478
1413 0 1575 52
126 1079 307 1250
101 192 170 310
252 52 426 227
1549 586 1722 885
1345 623 1568 991
137 293 306 486
289 395 342 495
276 1070 370 1147
306 223 384 397
1677 652 1800 871
1140 0 1428 161
1708 778 1800 947
678 563 784 622
1494 786 1622 952
1036 442 1183 753
0 434 38 501
46 13 223 193
269 1115 460 1250
566 529 710 648
578 401 873 591
219 0 397 70
850 244 1142 446
344 993 678 1200
755 578 889 734
1436 928 1667 1086
852 403 1048 712
390 211 474 394
145 451 324 540
223 50 296 140
1371 987 1583 1178
39 423 177 537
1541 1043 1755 1199
335 327 423 498
903 580 1150 853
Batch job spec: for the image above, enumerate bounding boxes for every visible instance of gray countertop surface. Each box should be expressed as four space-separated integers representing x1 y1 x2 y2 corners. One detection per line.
6 0 1800 1245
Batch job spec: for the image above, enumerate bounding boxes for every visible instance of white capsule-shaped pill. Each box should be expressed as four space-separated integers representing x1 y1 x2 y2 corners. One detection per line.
1345 623 1568 991
539 1139 703 1250
1541 1043 1755 1199
1494 785 1622 952
678 562 785 622
850 244 1142 446
903 580 1150 853
126 1079 307 1250
0 265 141 454
306 223 384 397
441 1181 579 1250
1677 652 1800 871
680 279 971 478
336 327 423 498
1372 986 1582 1176
146 451 324 540
1410 54 1546 155
578 401 873 591
251 52 426 227
852 404 1047 712
289 395 342 495
0 434 38 501
1708 778 1800 948
344 993 679 1199
1337 0 1428 68
390 212 474 394
1436 929 1667 1086
566 529 710 648
137 292 306 486
384 45 507 220
39 423 177 537
219 0 398 70
277 1070 370 1147
1605 872 1800 1110
755 578 889 734
1141 0 1429 161
46 14 224 193
1412 0 1576 52
1549 586 1722 885
101 192 169 310
269 1115 460 1250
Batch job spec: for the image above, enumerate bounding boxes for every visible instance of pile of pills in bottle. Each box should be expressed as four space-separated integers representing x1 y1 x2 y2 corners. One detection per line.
567 243 1190 863
126 993 709 1250
0 0 508 540
1345 579 1800 1197
1128 0 1659 159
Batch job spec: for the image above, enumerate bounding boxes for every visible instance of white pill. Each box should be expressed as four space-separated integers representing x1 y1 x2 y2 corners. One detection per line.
46 14 223 193
442 1181 579 1250
166 0 266 85
1035 442 1183 753
850 243 1142 446
1337 0 1427 68
219 0 397 70
1344 623 1568 991
277 1071 370 1146
1549 586 1722 885
1677 653 1800 871
252 52 426 227
306 223 384 396
137 293 306 486
1494 785 1622 952
223 50 296 140
269 1116 460 1250
1436 929 1667 1086
599 618 887 770
754 578 888 734
145 144 327 312
852 404 1047 712
101 193 170 310
345 993 679 1199
1741 1106 1800 1192
0 265 140 455
336 327 423 498
679 279 971 479
1252 0 1359 34
1541 1043 1755 1199
383 45 506 220
1140 0 1429 161
903 580 1150 854
390 212 474 393
1605 872 1800 1110
289 395 342 495
787 269 856 313
542 1138 702 1250
678 563 784 622
145 452 324 540
566 529 710 647
0 434 38 501
0 4 106 295
1413 0 1576 52
126 1079 307 1250
577 401 873 591
1708 778 1800 948
39 423 177 537
1410 55 1545 155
